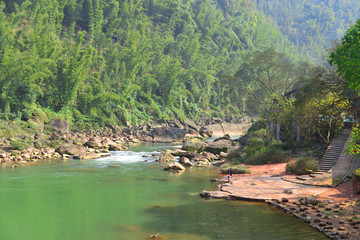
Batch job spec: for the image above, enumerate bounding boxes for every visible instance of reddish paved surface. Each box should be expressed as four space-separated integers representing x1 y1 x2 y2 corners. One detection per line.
205 163 359 202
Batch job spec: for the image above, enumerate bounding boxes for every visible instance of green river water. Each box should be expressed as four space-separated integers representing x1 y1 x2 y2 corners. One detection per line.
0 143 328 240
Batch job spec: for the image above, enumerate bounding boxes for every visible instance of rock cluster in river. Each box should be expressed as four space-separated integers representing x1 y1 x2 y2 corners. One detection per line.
161 135 235 172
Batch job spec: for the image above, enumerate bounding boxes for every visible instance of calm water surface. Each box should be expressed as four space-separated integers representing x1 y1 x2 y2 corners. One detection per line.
0 143 328 240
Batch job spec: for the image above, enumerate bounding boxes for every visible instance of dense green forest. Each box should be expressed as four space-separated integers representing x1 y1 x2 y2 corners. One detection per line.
255 0 360 62
0 0 359 129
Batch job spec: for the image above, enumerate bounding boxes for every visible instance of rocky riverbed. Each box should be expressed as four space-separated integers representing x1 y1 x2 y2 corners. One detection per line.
269 196 360 240
0 118 250 168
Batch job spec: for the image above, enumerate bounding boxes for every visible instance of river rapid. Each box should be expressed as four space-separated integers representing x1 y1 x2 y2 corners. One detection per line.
0 143 328 240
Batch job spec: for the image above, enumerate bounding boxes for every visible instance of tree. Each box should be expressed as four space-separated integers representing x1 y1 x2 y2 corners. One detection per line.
228 49 301 114
329 19 360 91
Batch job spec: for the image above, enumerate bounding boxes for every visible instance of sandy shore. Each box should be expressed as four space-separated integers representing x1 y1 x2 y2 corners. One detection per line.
205 123 252 137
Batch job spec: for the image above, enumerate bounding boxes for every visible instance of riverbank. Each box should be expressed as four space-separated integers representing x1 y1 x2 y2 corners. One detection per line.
201 163 360 239
0 118 250 167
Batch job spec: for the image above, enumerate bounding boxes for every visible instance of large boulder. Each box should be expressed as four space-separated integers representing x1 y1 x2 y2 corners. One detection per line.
214 134 231 142
182 138 208 152
55 144 86 156
200 151 215 162
150 127 186 142
49 119 69 132
164 162 185 171
156 152 174 162
100 139 124 151
199 126 213 138
84 137 102 148
179 156 194 167
73 151 110 160
178 151 197 159
205 139 232 154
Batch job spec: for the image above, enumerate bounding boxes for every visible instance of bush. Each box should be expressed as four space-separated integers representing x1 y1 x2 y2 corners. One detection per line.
10 139 30 151
226 148 244 163
268 148 290 163
244 137 266 157
247 120 267 133
49 140 62 149
353 169 360 182
244 152 268 165
220 163 251 174
244 147 289 165
286 157 319 175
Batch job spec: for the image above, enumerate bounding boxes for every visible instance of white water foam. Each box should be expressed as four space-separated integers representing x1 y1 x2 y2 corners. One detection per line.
94 150 158 164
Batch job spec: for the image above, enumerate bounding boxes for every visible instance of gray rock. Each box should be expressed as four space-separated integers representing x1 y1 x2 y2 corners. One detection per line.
49 119 69 132
200 151 215 161
182 139 208 152
199 190 211 198
283 189 293 194
179 156 193 167
164 162 185 171
150 127 186 142
156 152 174 162
199 126 213 138
84 137 102 148
205 139 232 154
55 143 86 155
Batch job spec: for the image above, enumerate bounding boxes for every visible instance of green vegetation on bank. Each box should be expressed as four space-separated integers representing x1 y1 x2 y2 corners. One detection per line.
286 157 319 175
220 163 251 174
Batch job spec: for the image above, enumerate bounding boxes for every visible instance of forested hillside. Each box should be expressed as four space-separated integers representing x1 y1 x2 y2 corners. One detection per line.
255 0 360 62
0 0 359 130
0 0 303 128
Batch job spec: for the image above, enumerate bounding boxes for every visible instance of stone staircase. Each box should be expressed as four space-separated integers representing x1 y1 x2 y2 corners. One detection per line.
319 129 352 172
282 129 353 187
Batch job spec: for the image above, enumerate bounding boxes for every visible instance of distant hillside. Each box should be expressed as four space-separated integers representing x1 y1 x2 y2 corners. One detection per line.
254 0 360 62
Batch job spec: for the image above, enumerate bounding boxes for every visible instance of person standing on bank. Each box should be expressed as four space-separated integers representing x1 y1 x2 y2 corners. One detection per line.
230 167 233 177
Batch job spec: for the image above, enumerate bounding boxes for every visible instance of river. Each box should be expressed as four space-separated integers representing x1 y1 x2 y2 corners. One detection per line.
0 143 328 240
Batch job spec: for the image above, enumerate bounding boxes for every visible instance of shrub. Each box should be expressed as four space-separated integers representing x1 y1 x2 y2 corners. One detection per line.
226 148 244 163
247 120 267 133
268 148 290 163
244 147 289 165
286 160 296 173
244 152 268 165
10 139 30 151
49 140 62 149
286 157 319 175
244 137 266 157
353 169 360 182
220 163 251 174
